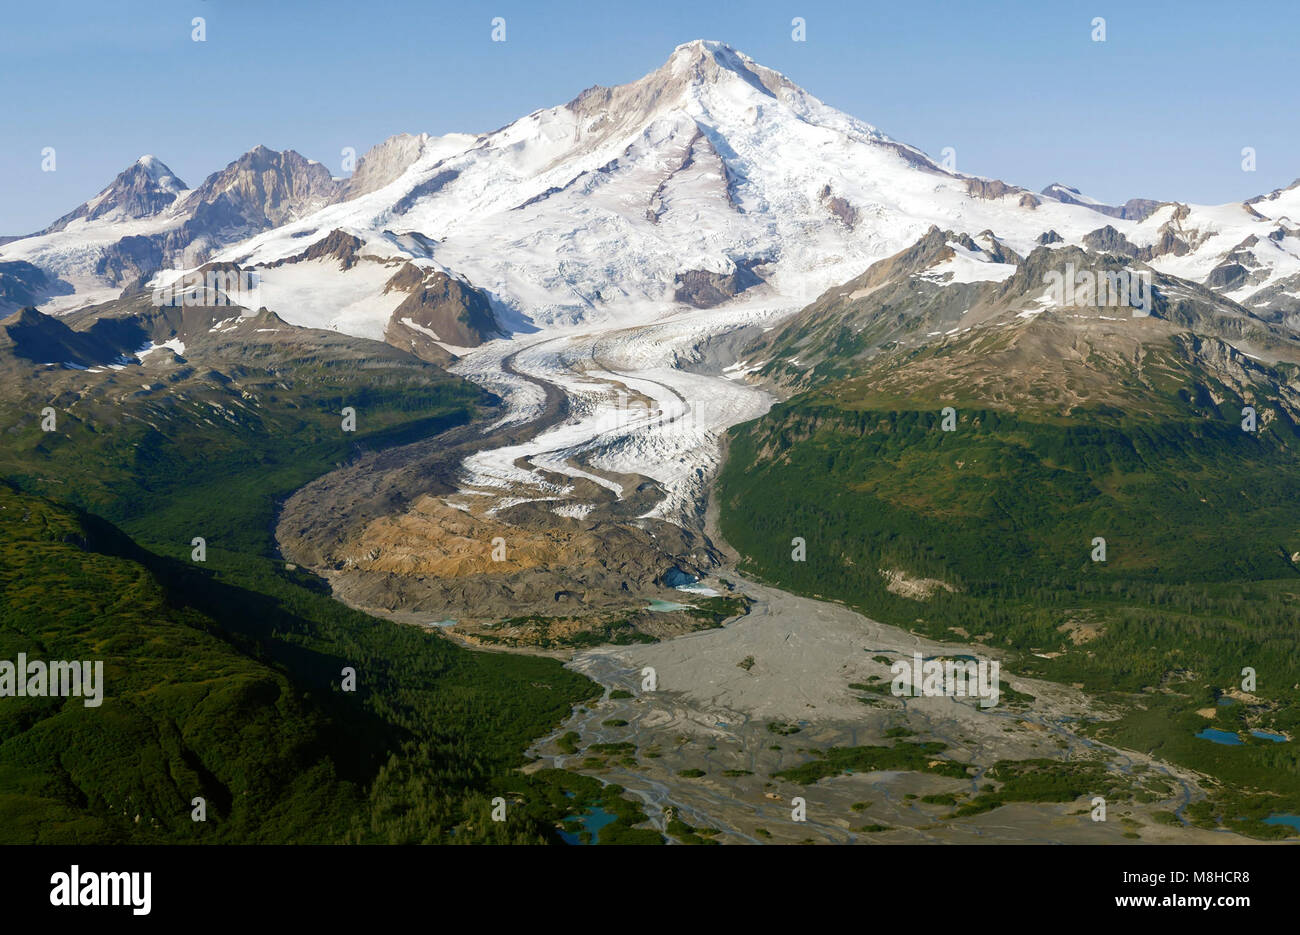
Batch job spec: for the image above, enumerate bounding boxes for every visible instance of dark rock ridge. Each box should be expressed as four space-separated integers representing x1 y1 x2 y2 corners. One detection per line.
673 262 763 308
383 264 501 357
1041 183 1163 222
1244 272 1300 323
0 261 74 314
1245 177 1300 206
392 169 460 216
3 286 268 368
3 307 119 367
268 229 365 271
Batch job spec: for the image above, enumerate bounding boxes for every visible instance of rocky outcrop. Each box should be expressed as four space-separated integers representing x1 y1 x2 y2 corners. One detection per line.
1082 225 1140 257
342 133 430 200
820 184 857 228
0 261 74 313
94 235 166 286
673 262 763 308
1082 224 1190 263
268 229 365 270
966 178 1026 200
1116 198 1163 222
1241 271 1300 322
971 230 1021 264
383 265 501 355
1245 177 1300 206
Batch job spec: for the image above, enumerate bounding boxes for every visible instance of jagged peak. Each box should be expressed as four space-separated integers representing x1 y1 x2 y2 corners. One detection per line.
236 144 304 166
39 154 187 232
207 145 321 176
192 145 333 191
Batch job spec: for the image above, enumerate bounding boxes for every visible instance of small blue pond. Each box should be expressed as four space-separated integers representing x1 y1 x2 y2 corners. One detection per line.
1197 727 1289 745
559 806 617 845
1264 814 1300 831
1250 729 1287 743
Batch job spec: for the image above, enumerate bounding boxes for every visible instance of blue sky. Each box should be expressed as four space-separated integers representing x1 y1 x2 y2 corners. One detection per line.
3 0 1296 233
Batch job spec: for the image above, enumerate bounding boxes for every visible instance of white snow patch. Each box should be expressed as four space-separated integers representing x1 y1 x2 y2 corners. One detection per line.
136 338 186 358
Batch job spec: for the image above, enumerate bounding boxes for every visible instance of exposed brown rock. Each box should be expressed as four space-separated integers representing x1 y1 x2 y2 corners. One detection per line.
673 264 762 308
966 178 1024 200
383 265 500 353
268 229 365 270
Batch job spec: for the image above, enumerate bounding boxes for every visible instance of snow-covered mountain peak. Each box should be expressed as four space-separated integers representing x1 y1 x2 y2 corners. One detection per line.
8 40 1300 339
667 38 738 60
659 39 783 92
187 43 1148 333
133 154 184 188
41 155 188 234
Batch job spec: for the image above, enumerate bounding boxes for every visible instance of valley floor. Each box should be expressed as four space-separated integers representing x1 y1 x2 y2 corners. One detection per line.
532 571 1257 844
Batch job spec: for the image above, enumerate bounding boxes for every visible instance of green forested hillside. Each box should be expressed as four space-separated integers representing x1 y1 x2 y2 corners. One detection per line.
0 483 365 842
0 350 644 844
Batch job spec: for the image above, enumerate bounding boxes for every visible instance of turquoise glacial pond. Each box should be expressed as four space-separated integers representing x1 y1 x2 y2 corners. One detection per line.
1196 727 1289 745
559 806 617 845
1264 814 1300 831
